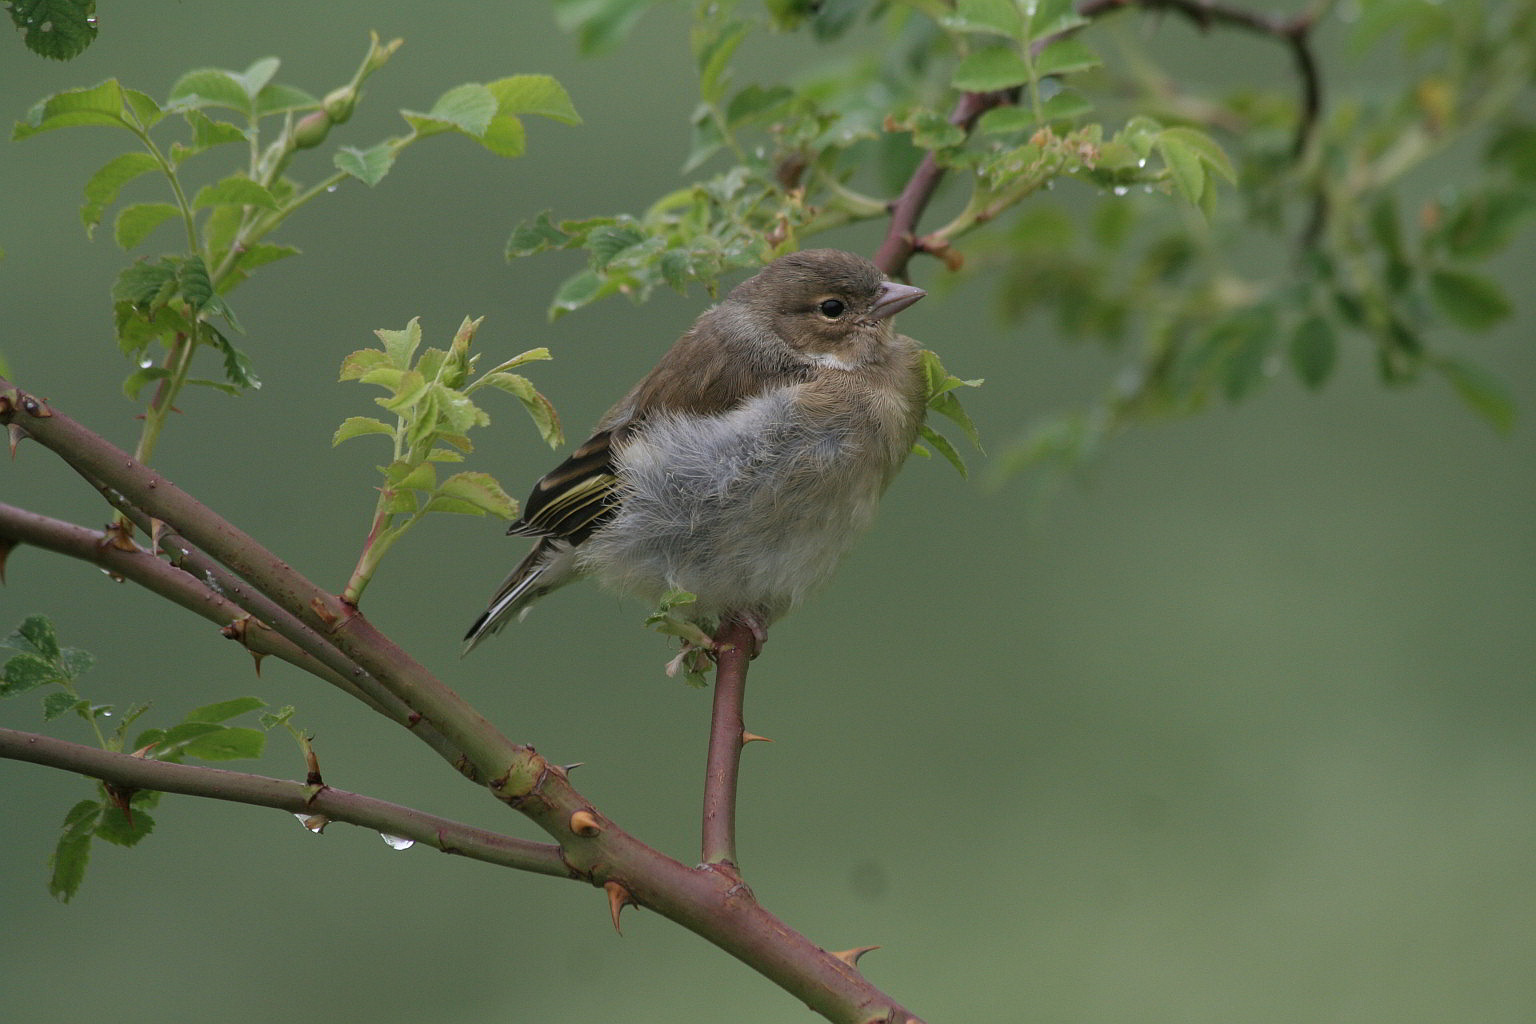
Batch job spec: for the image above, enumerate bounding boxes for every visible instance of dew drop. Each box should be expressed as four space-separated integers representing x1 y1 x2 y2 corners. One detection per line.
295 812 329 833
380 833 415 851
1112 185 1130 196
326 184 339 193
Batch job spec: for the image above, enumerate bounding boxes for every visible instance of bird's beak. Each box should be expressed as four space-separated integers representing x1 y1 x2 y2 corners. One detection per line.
870 281 926 320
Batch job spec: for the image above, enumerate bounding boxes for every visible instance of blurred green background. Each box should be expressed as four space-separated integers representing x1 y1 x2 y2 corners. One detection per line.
3 4 1534 1021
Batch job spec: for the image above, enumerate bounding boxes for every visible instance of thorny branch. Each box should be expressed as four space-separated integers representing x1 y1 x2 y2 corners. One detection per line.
874 0 1328 277
0 378 925 1024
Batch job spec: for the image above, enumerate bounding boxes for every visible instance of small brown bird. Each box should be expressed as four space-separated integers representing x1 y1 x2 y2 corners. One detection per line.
463 248 927 652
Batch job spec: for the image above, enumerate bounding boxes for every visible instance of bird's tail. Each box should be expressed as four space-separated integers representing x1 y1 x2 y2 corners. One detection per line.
461 539 574 655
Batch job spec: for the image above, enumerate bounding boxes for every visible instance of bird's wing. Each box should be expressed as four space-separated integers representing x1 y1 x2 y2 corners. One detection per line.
508 428 624 544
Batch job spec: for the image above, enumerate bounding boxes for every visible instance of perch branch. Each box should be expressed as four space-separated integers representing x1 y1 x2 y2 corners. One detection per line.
0 726 573 877
0 377 927 1024
701 618 755 869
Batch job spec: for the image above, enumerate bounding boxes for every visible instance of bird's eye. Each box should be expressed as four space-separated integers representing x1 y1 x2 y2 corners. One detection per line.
817 298 846 319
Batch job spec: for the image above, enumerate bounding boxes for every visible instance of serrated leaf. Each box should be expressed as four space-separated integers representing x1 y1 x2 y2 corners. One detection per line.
433 471 518 518
334 143 397 187
41 692 85 721
1039 90 1092 122
478 115 527 158
234 57 281 98
80 152 159 236
1155 135 1205 205
388 461 438 492
1428 269 1512 331
951 47 1033 92
183 726 265 760
485 74 581 124
1289 315 1337 389
976 106 1035 135
17 615 61 659
168 69 251 115
918 422 968 477
184 696 265 723
1157 125 1236 183
1035 38 1102 77
1434 357 1515 434
943 0 1022 37
507 211 570 257
1028 0 1089 37
10 0 99 61
212 333 260 391
192 175 278 210
176 109 247 160
113 202 180 250
254 82 318 117
95 805 155 847
333 416 395 445
13 79 127 139
2 653 58 695
405 83 497 137
121 365 172 400
375 319 422 368
49 807 98 902
339 348 393 381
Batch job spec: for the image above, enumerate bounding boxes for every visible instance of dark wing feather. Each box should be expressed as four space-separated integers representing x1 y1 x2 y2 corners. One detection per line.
508 429 624 544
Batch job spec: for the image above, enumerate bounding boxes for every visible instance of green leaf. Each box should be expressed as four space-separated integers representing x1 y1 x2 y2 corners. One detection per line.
13 79 130 139
1158 126 1236 183
1035 38 1102 77
1428 269 1513 331
253 82 318 117
376 319 422 369
184 696 265 723
10 0 99 60
112 202 180 250
95 805 155 847
168 68 252 115
478 115 527 158
484 373 564 447
17 615 61 659
1434 357 1515 434
951 47 1033 92
1028 0 1089 38
2 653 58 695
485 74 582 124
976 106 1036 135
554 0 652 54
192 175 278 210
175 109 247 161
80 152 159 236
918 422 968 477
183 726 265 761
41 692 85 721
942 0 1023 37
506 211 571 257
1039 90 1093 122
431 472 518 518
49 800 101 902
122 366 172 400
333 416 395 445
1155 134 1205 205
404 83 497 137
1289 315 1338 390
334 142 397 187
725 84 794 127
234 57 281 98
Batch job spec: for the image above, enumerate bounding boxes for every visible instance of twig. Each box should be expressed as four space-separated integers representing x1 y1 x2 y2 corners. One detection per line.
0 377 928 1023
0 502 469 769
701 619 755 869
0 726 573 877
873 90 1014 279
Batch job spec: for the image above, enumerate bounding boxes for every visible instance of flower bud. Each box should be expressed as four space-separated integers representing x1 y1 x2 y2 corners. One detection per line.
293 111 331 149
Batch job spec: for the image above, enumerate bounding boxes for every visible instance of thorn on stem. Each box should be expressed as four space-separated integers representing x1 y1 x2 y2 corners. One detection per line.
569 809 601 837
605 880 635 934
831 945 881 968
7 422 26 458
741 732 773 745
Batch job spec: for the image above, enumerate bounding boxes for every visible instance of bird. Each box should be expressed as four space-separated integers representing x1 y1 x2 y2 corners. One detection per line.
462 248 928 655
